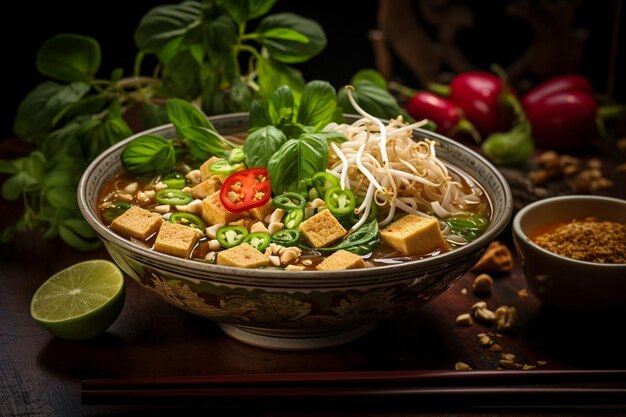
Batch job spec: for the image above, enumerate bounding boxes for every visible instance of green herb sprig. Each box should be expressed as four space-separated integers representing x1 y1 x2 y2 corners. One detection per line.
0 0 327 250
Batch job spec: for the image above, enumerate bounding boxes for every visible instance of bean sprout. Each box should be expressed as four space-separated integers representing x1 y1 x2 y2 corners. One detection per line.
325 86 480 233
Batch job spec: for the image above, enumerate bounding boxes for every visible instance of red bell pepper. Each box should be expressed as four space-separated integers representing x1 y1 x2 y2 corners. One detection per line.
405 91 479 142
220 168 271 213
521 75 598 151
431 71 516 138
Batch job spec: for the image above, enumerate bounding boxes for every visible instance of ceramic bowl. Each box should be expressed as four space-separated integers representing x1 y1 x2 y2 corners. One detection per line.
78 113 512 350
512 195 626 312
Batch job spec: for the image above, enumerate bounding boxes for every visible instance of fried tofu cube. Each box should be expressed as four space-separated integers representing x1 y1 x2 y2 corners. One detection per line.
216 243 270 269
249 201 273 222
201 191 246 226
153 221 199 258
110 205 163 240
299 209 346 248
190 176 222 199
380 214 448 255
316 250 367 271
199 157 224 181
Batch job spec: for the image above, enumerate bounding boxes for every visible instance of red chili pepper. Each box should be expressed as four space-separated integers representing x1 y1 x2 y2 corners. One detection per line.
523 89 597 151
521 74 593 108
445 72 515 137
405 92 479 142
219 168 271 213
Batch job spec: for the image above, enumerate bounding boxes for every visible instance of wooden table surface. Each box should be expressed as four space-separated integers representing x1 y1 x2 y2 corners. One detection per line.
1 136 625 417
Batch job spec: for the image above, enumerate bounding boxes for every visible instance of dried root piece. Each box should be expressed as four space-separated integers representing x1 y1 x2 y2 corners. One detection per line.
472 241 513 273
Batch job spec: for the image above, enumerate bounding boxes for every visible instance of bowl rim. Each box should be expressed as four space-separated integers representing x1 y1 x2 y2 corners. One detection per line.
78 112 513 280
512 194 626 268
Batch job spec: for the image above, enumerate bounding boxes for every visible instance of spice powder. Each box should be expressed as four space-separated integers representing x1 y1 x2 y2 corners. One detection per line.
533 217 626 263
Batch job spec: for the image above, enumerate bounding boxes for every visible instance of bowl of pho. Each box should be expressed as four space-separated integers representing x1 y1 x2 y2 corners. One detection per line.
78 87 512 350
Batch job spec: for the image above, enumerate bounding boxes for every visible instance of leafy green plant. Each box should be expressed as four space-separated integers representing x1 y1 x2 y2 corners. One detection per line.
0 0 327 249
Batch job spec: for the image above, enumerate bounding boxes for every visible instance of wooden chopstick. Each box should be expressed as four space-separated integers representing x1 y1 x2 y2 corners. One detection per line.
82 370 626 408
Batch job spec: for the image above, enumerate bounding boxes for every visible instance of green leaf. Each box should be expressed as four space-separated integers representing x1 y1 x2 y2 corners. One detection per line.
261 28 309 43
0 225 16 243
249 0 277 19
159 50 201 99
256 56 304 101
166 99 214 137
2 172 38 201
14 81 90 141
180 126 232 160
267 134 328 195
142 102 170 129
62 218 98 239
227 78 252 112
121 135 177 176
62 94 110 121
46 187 78 210
58 222 101 251
221 0 249 24
243 125 287 168
36 34 101 83
256 13 326 63
0 160 18 175
134 1 203 53
338 80 409 121
203 15 237 65
249 100 270 128
315 220 379 253
297 80 337 130
77 113 133 160
351 69 387 90
268 85 295 125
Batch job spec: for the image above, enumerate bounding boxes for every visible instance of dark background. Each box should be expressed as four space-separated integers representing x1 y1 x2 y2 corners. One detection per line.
1 0 623 140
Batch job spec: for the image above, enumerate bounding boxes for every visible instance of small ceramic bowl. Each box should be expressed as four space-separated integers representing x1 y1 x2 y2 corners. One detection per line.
512 195 626 312
78 113 512 350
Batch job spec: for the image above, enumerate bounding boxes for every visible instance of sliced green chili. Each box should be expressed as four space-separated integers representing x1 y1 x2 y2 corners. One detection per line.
228 148 245 164
283 208 304 229
324 186 356 216
162 172 186 189
242 232 271 252
270 229 301 246
169 212 206 231
102 201 131 223
312 172 340 197
209 160 244 175
155 189 193 206
272 192 306 211
216 225 248 248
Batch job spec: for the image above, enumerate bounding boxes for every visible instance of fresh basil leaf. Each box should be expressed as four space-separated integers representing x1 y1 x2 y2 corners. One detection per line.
243 125 287 168
2 172 38 201
121 134 176 176
338 80 410 121
14 81 90 141
46 186 78 210
297 80 336 130
249 100 270 128
268 85 295 125
44 169 76 188
36 34 101 83
142 102 170 129
0 160 18 175
220 0 249 24
249 0 277 19
59 222 101 251
23 151 47 184
134 1 203 53
180 126 232 160
256 56 304 102
82 114 133 160
41 118 86 163
0 225 16 243
62 218 98 239
166 98 214 135
267 134 328 195
159 50 201 99
261 28 309 43
351 69 387 90
227 78 252 112
256 13 326 63
316 220 379 252
203 15 237 65
63 94 110 121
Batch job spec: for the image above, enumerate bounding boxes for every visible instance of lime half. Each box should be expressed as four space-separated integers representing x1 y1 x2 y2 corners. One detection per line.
30 260 125 340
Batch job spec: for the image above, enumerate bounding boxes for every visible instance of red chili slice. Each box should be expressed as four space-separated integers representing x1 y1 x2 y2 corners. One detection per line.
219 167 271 213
